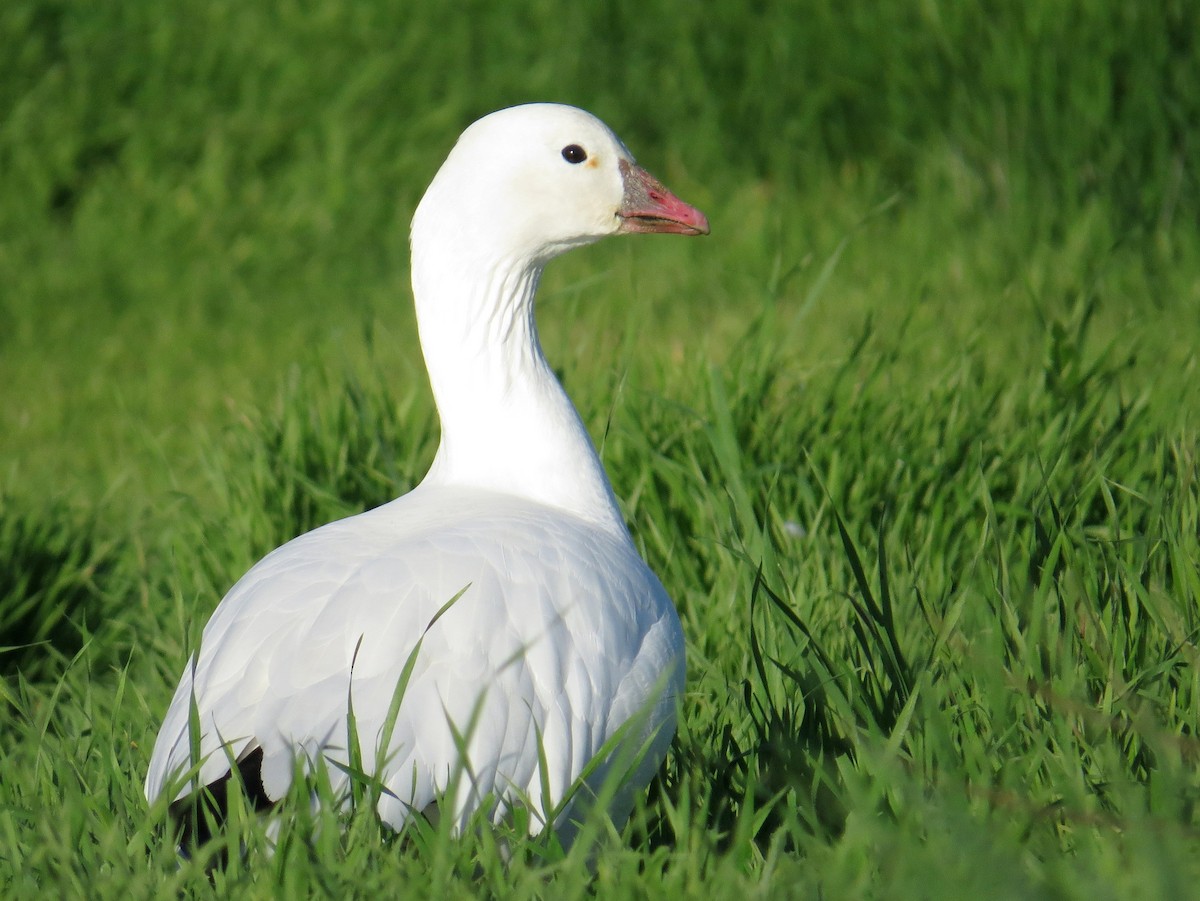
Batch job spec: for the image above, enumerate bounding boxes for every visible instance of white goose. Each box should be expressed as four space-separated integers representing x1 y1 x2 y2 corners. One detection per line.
145 103 708 850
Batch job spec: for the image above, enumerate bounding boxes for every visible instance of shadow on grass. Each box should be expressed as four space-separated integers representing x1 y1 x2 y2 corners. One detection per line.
0 495 123 679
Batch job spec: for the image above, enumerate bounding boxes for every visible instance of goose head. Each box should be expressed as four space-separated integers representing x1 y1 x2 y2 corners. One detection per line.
408 103 708 520
411 103 709 266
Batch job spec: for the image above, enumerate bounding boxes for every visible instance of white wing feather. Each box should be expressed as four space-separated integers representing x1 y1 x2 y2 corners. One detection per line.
145 484 684 838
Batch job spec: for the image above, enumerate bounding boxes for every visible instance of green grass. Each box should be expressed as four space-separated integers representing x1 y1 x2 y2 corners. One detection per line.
3 0 1200 897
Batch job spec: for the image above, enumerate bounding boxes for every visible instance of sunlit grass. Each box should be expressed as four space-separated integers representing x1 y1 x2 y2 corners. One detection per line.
2 1 1199 897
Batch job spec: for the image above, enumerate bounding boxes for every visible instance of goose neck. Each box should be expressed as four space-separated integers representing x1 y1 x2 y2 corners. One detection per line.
411 248 627 536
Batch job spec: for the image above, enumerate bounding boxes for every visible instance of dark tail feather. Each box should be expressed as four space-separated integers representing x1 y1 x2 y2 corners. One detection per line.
169 746 277 863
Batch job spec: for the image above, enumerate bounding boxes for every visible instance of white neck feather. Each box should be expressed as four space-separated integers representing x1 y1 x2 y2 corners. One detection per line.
410 236 628 537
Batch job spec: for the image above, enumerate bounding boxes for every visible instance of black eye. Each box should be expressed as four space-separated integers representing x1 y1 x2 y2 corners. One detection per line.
561 144 588 164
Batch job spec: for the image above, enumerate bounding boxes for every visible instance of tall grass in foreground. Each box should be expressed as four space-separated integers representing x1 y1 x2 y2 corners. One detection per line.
4 283 1197 897
2 0 1200 897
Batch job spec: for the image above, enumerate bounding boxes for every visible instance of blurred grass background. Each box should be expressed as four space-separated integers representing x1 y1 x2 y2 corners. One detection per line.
3 0 1195 511
2 0 1199 896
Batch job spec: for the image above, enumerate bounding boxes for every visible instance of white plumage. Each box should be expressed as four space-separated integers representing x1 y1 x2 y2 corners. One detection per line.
145 103 708 848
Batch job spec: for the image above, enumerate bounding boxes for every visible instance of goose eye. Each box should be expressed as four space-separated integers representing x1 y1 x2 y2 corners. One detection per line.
561 144 588 165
